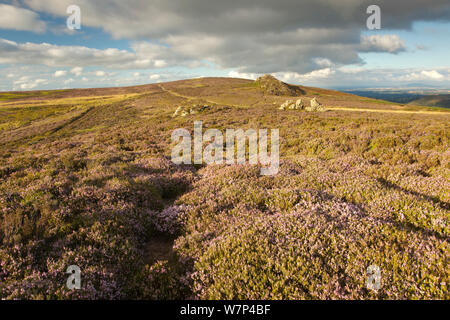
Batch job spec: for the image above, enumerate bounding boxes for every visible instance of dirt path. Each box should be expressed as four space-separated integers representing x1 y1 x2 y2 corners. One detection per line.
158 84 249 108
158 85 448 115
145 235 175 265
328 106 449 115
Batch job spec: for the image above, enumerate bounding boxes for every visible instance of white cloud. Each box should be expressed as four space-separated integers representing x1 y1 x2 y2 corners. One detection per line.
154 60 168 68
420 70 444 80
398 70 446 81
21 0 439 74
313 58 333 68
0 4 46 33
2 1 449 90
70 67 83 76
276 68 335 83
95 71 106 77
54 70 67 77
228 71 258 80
360 35 406 54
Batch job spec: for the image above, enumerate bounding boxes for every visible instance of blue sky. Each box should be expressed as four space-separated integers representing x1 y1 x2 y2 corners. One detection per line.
1 1 449 91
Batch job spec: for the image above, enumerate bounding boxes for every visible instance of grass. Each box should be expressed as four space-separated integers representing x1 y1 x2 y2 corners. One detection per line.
0 90 69 101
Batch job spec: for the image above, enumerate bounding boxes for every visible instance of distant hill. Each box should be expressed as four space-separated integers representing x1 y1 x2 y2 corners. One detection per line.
344 90 450 108
408 94 450 109
254 74 305 96
343 90 423 104
0 76 449 300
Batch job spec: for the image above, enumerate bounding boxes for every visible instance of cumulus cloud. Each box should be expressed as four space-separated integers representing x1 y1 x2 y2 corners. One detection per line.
420 70 444 80
0 38 167 69
1 0 449 90
398 70 446 81
149 74 161 80
70 67 83 76
13 77 48 90
0 4 46 33
275 68 336 84
20 0 450 74
360 35 406 53
228 71 258 80
305 67 450 87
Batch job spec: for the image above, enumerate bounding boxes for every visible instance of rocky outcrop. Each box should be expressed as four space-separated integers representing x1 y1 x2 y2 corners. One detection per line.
172 106 185 117
278 97 325 112
305 98 325 112
255 75 305 96
172 104 211 117
279 99 304 110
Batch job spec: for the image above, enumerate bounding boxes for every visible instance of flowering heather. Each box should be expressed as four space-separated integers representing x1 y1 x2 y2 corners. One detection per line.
0 78 449 299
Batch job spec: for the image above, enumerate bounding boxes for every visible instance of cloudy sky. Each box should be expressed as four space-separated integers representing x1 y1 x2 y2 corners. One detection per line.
1 0 449 91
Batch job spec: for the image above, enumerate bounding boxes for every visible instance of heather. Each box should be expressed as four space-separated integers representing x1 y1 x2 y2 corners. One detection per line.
175 161 448 299
0 78 449 299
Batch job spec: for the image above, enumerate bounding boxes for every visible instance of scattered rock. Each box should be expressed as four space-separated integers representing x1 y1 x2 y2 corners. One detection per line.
278 98 304 110
255 74 305 96
279 100 293 110
172 104 211 117
296 99 304 109
305 98 326 112
310 98 321 108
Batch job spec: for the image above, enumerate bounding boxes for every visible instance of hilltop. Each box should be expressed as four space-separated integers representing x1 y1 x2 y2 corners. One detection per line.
2 76 446 115
0 76 449 300
254 74 305 96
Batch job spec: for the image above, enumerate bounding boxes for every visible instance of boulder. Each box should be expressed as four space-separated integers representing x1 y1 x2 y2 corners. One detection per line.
306 98 326 112
278 99 304 111
310 98 321 108
255 75 305 96
173 104 212 117
282 100 293 108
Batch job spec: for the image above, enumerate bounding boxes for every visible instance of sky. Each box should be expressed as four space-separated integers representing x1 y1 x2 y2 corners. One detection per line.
0 0 449 91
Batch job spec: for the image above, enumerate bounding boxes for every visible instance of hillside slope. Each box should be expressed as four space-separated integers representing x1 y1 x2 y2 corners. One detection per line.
0 77 449 300
408 94 450 109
